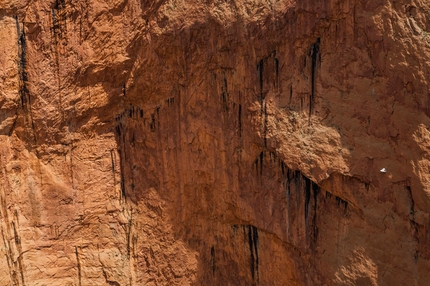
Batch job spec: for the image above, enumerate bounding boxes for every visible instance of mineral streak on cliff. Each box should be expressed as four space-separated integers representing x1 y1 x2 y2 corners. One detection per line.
1 0 430 285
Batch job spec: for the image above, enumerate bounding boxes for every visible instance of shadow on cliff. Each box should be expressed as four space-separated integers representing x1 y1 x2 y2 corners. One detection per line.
69 0 430 284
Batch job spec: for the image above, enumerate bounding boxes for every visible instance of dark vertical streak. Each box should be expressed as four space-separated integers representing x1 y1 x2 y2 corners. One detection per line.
156 106 160 129
274 57 279 89
406 186 415 217
221 71 228 112
16 18 28 108
263 100 267 147
253 226 259 283
258 60 264 98
75 247 82 286
406 185 419 261
309 38 320 117
126 215 132 258
110 150 116 188
247 225 259 283
312 182 320 245
305 177 311 220
12 222 25 286
1 226 17 285
150 114 156 131
248 226 255 280
120 153 126 199
289 85 293 103
51 3 63 115
210 246 216 274
70 143 74 187
259 151 264 176
16 17 38 145
238 104 242 137
257 58 268 146
114 122 126 200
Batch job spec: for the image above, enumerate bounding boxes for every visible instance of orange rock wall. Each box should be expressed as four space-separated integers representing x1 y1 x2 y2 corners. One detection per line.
1 0 430 285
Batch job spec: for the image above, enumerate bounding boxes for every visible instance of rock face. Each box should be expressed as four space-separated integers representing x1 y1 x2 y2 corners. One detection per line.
1 0 430 285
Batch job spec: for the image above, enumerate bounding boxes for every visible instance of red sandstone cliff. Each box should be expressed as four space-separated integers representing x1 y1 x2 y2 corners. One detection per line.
1 0 430 285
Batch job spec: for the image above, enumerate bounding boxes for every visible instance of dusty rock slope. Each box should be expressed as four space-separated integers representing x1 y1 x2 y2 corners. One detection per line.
1 0 430 285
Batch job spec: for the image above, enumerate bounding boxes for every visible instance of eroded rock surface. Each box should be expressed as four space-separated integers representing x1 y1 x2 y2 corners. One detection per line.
1 0 430 285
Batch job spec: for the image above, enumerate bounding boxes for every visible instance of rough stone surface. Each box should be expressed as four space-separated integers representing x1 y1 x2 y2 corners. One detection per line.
1 0 430 285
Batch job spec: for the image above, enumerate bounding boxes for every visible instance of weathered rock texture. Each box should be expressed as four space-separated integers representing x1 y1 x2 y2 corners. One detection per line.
1 0 430 285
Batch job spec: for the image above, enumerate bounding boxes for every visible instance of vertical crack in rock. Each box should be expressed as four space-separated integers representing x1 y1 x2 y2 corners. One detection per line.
210 246 216 275
115 116 127 200
406 186 419 261
166 97 174 107
221 70 229 112
1 203 19 285
16 16 38 144
325 192 348 215
51 0 66 117
259 152 264 176
247 225 259 284
258 60 264 98
110 150 116 187
238 91 243 137
156 106 160 129
335 196 348 212
0 167 18 284
273 158 325 249
309 38 320 118
406 186 415 219
411 219 419 262
257 59 269 146
274 56 279 89
119 149 126 200
289 85 293 104
115 104 148 203
16 16 28 109
305 176 311 220
12 221 25 286
238 103 242 137
150 113 156 132
263 99 268 147
75 246 82 286
1 224 18 285
126 212 133 258
312 182 320 244
69 140 74 187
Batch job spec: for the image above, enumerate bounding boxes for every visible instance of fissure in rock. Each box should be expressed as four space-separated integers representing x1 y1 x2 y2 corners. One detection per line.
274 57 279 88
247 225 259 283
75 246 82 286
309 38 320 117
258 59 264 99
16 17 29 108
12 221 25 286
210 246 216 274
114 122 126 200
325 192 348 215
221 71 229 112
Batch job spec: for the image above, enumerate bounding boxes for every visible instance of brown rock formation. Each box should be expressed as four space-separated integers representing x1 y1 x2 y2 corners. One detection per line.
1 0 430 285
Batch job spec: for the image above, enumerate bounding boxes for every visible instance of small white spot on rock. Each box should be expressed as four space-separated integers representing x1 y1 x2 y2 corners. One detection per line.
380 168 387 173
